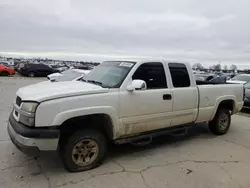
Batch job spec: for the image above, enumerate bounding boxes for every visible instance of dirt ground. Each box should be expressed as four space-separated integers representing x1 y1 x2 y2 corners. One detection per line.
1 77 250 188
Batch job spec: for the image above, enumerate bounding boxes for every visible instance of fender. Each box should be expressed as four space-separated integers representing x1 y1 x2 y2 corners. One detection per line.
52 106 121 139
209 95 236 121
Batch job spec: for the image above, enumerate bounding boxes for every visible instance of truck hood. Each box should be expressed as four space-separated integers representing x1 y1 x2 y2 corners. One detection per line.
17 81 107 102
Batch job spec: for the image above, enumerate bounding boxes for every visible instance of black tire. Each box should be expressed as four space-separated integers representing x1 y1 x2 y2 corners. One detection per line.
28 72 35 77
209 108 231 135
1 71 9 76
59 129 107 172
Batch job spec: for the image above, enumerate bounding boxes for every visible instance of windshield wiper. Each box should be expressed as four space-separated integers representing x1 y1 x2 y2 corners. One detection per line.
81 78 110 88
87 80 104 86
81 78 88 82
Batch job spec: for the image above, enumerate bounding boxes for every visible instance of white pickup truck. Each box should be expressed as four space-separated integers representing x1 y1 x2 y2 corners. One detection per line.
8 60 244 172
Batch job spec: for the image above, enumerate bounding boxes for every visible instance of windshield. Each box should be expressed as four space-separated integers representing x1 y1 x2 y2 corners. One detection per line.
231 75 250 82
55 70 83 82
82 61 136 88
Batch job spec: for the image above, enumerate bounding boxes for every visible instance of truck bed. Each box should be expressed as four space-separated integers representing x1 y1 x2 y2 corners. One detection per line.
195 83 244 122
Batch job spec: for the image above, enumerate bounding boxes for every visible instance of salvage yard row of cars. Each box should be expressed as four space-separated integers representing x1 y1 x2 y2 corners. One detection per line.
194 71 250 109
0 61 92 77
7 59 245 172
15 62 93 77
0 62 93 82
0 62 15 76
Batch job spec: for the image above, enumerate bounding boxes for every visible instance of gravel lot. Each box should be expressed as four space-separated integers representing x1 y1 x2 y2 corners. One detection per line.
1 77 250 188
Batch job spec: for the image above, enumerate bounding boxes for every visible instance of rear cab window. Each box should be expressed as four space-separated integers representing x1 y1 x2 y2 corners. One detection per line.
169 63 190 88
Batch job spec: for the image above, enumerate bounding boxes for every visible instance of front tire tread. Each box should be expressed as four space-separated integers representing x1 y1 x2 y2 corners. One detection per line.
60 129 107 172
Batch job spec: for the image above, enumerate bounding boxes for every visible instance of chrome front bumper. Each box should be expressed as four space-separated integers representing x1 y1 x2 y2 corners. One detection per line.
8 115 59 154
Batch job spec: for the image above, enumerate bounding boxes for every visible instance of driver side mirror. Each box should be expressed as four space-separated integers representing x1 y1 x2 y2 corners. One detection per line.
126 80 147 92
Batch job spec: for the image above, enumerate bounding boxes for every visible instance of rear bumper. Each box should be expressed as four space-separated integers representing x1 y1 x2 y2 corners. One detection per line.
8 114 59 155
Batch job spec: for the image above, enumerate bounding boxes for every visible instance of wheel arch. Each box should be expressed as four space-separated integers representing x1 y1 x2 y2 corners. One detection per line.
1 70 10 76
210 97 236 121
54 107 120 141
60 113 114 140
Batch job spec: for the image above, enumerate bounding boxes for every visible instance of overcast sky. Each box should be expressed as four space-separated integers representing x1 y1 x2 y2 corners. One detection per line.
0 0 250 68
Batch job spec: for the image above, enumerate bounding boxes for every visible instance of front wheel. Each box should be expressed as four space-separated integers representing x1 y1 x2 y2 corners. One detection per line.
28 72 35 77
59 130 107 172
1 71 9 76
209 108 231 135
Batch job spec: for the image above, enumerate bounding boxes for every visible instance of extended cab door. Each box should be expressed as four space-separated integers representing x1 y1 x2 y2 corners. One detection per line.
168 63 199 126
119 62 173 136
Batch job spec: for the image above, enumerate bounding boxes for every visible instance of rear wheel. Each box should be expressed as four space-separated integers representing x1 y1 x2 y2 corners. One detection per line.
28 72 35 77
1 71 9 76
59 129 107 172
209 108 231 135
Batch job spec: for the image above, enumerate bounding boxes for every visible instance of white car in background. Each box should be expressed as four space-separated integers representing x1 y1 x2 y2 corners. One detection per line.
47 69 91 82
227 74 250 84
40 69 90 84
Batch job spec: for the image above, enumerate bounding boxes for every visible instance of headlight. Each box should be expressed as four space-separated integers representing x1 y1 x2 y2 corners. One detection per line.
21 102 38 113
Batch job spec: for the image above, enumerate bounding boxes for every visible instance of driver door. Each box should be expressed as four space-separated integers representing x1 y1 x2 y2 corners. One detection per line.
119 62 173 136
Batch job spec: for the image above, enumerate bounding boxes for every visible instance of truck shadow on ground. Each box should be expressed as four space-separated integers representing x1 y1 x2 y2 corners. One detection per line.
240 108 250 114
38 123 215 173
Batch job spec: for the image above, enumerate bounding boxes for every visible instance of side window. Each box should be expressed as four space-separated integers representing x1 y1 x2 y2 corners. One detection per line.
132 62 167 89
39 64 48 69
169 63 190 87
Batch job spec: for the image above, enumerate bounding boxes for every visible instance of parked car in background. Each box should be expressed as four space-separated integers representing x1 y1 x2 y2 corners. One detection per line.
76 65 94 70
243 82 250 109
49 64 69 73
47 72 62 81
194 74 216 81
45 69 90 82
0 62 10 67
18 63 58 77
15 62 27 72
209 75 227 84
0 64 15 76
225 73 236 80
55 66 69 72
227 74 250 84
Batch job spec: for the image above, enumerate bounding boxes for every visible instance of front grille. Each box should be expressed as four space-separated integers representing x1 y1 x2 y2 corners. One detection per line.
16 96 22 106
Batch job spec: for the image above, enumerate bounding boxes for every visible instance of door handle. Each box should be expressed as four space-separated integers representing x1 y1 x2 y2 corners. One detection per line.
163 94 172 100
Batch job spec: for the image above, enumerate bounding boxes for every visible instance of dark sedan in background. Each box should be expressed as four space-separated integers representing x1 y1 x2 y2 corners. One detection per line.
18 63 58 77
244 82 250 109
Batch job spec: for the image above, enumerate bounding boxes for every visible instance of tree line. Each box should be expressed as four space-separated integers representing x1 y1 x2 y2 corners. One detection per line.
192 63 238 71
